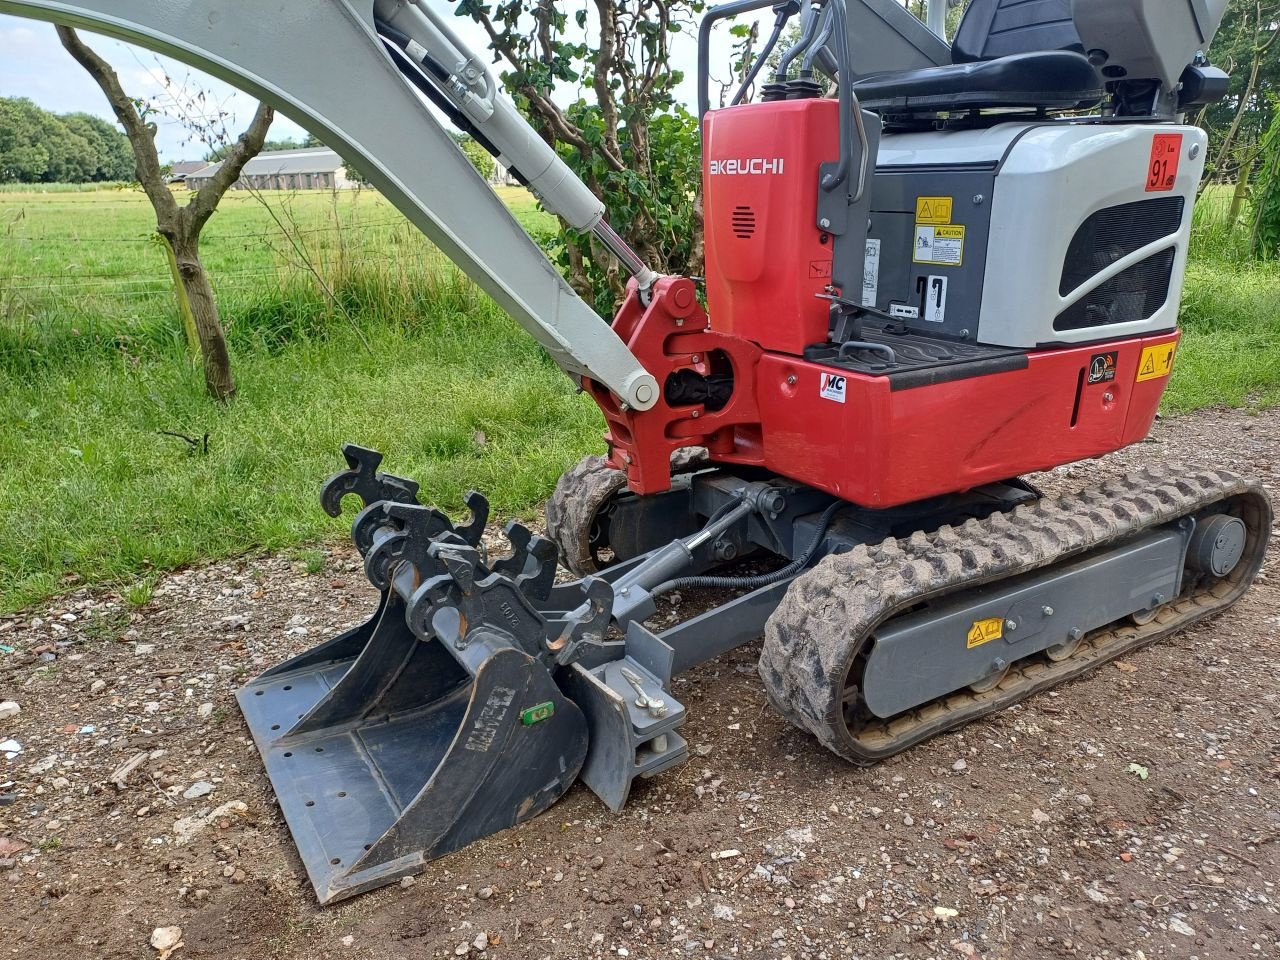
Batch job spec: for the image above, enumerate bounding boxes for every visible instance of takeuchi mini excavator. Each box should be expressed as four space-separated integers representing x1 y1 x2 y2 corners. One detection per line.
7 0 1273 903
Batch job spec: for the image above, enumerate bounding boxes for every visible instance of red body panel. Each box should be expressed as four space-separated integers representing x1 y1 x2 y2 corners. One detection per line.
750 334 1178 506
702 100 839 355
595 281 1178 508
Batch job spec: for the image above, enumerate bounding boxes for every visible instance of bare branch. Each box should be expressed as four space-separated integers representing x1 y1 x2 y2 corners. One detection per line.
187 101 275 229
55 26 177 221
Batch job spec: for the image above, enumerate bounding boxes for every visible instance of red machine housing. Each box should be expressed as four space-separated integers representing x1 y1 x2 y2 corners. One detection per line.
588 99 1180 508
701 98 840 356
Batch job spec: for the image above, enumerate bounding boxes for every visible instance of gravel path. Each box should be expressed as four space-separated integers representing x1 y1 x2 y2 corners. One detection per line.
1 407 1277 960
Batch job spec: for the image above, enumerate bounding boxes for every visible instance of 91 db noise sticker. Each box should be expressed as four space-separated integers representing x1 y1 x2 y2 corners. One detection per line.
820 373 847 404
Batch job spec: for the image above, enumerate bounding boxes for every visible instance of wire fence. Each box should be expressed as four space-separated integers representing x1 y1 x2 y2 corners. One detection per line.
0 215 437 303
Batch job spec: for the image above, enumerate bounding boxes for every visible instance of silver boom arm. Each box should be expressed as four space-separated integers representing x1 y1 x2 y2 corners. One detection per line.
0 0 661 411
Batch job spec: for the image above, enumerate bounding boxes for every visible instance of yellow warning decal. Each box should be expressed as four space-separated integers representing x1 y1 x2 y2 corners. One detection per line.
1136 342 1177 383
967 617 1004 649
916 196 954 225
914 224 966 266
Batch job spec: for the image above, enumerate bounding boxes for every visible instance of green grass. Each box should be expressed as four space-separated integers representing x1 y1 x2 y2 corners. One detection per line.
0 186 594 612
0 181 133 194
0 183 1278 613
1166 184 1280 411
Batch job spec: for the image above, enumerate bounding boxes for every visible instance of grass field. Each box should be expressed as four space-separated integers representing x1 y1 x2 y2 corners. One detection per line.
0 186 592 610
1 183 1278 611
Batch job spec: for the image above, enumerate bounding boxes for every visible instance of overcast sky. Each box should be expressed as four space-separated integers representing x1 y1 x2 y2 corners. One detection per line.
0 10 764 164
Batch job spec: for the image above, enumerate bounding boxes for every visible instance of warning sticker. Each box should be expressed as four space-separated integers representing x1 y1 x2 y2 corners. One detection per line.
1088 351 1119 385
1136 342 1177 383
862 238 881 307
1146 133 1183 193
916 196 954 225
809 260 833 280
967 617 1004 649
914 224 965 266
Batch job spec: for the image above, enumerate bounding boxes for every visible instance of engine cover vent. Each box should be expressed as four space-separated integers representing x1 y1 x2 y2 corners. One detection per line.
731 205 756 239
1059 197 1185 297
1054 248 1176 332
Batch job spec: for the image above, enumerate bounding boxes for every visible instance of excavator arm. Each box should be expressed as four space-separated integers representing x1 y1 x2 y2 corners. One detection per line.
0 0 660 411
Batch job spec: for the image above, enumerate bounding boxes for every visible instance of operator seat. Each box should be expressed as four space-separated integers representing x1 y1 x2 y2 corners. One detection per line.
852 0 1103 114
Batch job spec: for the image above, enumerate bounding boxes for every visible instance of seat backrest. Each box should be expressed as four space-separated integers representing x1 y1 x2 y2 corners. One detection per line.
952 0 1084 64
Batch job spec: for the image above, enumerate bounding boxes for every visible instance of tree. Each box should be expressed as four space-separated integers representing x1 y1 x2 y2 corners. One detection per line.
0 97 132 183
57 27 273 402
1202 0 1280 183
62 112 134 180
456 1 705 316
453 133 497 182
205 136 305 162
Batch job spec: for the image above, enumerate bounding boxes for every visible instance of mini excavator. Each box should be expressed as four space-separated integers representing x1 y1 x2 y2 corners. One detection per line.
6 0 1272 904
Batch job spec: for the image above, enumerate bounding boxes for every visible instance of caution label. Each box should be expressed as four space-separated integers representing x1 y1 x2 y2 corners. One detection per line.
1136 342 1177 383
916 196 954 225
967 617 1005 649
915 224 965 266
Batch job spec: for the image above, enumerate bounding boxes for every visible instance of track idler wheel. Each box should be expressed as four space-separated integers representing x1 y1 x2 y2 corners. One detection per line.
546 448 709 577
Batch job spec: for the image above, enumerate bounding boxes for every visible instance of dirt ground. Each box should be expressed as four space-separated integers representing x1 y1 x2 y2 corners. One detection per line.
2 407 1277 960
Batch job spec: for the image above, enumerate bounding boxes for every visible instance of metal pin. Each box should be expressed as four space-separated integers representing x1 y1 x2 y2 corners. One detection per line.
620 667 667 718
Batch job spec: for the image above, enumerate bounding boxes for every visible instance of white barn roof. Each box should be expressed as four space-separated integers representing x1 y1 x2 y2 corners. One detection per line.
189 146 345 180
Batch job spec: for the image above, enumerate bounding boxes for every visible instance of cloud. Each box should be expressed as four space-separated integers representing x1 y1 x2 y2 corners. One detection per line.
1 24 36 45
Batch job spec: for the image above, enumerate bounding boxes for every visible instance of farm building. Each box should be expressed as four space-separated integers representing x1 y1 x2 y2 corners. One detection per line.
186 146 354 191
166 160 208 184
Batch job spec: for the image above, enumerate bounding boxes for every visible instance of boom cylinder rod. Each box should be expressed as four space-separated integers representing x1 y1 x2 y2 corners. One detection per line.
379 0 656 291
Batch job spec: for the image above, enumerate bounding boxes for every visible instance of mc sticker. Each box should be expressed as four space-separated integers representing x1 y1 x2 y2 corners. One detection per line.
820 373 847 404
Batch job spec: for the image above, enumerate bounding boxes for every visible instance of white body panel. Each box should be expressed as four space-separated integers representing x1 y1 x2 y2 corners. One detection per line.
979 123 1205 349
877 124 1027 168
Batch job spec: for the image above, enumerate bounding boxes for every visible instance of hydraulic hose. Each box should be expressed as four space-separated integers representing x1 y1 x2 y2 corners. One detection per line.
652 499 845 597
774 0 821 82
730 7 794 106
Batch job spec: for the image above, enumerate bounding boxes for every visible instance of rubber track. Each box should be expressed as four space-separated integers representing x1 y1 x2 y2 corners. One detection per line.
546 449 710 578
758 465 1273 764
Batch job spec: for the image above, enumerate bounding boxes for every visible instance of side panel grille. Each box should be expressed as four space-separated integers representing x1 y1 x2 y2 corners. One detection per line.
1053 196 1185 332
1054 248 1176 332
1059 197 1185 297
731 205 756 239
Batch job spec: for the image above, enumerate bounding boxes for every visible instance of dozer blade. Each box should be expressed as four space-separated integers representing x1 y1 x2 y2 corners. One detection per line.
236 453 591 904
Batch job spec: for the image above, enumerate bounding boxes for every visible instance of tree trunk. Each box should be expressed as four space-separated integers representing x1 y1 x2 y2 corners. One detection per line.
1230 156 1256 224
57 26 271 403
159 235 201 360
170 230 236 402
